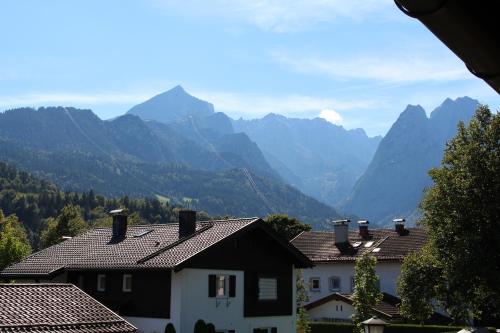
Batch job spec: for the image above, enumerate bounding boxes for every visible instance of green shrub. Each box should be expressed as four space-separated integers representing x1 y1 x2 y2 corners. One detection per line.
164 323 176 333
194 320 207 333
309 322 471 333
206 323 216 333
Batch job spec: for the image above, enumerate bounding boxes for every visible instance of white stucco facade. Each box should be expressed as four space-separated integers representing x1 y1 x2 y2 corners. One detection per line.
307 299 355 321
124 268 297 333
301 261 401 303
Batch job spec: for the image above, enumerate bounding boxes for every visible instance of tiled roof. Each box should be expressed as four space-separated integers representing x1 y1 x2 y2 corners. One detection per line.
291 228 427 262
0 284 136 333
1 218 258 276
304 292 401 319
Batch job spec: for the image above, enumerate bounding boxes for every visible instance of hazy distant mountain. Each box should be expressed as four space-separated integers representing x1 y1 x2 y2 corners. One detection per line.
342 97 480 226
0 106 340 227
233 114 382 206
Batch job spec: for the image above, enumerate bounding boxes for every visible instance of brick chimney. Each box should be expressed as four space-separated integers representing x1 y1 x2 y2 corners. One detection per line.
110 209 128 240
358 220 369 238
393 218 406 234
332 219 350 244
179 210 196 238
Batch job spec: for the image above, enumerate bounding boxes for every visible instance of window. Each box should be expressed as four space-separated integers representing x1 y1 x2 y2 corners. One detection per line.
309 277 321 292
209 274 236 298
123 274 132 292
217 275 228 297
253 328 277 333
97 274 106 292
77 275 84 289
350 276 355 292
258 278 277 301
329 276 341 292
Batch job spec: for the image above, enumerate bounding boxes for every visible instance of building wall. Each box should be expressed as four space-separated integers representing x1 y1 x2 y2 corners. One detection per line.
301 262 401 303
308 300 354 321
174 268 296 333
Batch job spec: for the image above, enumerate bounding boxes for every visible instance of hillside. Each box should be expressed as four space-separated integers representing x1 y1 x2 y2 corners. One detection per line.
233 114 381 206
342 97 480 226
0 106 340 228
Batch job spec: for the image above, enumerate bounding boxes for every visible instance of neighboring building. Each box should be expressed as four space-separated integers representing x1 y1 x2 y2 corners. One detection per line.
291 219 434 322
1 210 312 333
0 283 137 333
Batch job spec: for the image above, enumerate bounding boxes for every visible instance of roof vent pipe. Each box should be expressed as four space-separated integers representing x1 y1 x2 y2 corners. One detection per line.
179 210 196 239
110 209 128 240
332 219 350 244
358 220 369 238
393 218 406 234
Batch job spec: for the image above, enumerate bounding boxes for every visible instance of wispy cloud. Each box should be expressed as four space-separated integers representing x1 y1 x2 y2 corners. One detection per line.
273 52 471 83
193 90 376 119
0 92 152 109
154 0 392 32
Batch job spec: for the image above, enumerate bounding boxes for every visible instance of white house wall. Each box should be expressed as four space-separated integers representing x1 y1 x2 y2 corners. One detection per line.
308 300 355 321
302 262 401 303
174 268 297 333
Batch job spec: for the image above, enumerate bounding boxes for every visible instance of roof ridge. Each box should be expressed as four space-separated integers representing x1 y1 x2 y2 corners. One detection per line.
137 222 215 264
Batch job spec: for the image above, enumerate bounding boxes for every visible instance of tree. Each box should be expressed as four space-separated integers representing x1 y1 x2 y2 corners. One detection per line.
398 245 442 323
205 323 216 333
40 205 87 248
417 106 500 325
265 214 311 241
296 269 311 333
0 210 32 270
352 252 383 333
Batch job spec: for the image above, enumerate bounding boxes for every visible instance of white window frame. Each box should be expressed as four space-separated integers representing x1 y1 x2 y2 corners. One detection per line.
216 274 229 298
122 274 132 292
258 277 278 301
97 274 106 292
329 276 341 292
309 277 321 292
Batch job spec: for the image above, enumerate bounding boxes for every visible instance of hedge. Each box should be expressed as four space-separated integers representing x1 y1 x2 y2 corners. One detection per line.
309 322 493 333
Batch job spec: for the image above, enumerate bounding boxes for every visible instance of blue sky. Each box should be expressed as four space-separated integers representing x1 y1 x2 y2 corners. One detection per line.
1 0 498 136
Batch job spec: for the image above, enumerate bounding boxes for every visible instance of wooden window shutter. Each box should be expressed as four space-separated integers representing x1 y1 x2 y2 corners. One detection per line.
271 328 277 333
208 274 216 297
229 275 236 297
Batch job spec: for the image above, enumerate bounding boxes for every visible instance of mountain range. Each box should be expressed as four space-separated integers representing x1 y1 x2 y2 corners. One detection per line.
341 96 480 226
0 85 481 228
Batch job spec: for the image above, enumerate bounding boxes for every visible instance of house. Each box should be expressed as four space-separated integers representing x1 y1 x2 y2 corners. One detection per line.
291 219 433 322
0 283 137 333
1 210 312 333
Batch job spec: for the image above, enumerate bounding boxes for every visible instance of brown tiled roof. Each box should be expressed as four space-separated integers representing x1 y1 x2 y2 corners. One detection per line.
291 228 427 262
1 218 258 276
304 292 401 320
0 284 136 333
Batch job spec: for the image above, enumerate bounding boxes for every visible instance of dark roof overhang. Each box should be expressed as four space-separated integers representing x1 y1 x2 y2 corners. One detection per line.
395 0 500 94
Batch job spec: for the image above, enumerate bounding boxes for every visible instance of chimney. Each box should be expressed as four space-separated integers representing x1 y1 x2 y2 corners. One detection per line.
110 209 128 240
358 220 369 238
332 219 350 244
179 210 196 238
393 218 406 234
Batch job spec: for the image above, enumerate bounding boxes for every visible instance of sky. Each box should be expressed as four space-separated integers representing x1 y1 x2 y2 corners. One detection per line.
1 0 499 136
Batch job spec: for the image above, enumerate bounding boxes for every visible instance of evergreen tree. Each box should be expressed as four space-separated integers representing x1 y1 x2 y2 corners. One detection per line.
264 214 311 241
352 252 383 333
296 269 311 333
193 319 207 333
40 205 87 248
164 323 176 333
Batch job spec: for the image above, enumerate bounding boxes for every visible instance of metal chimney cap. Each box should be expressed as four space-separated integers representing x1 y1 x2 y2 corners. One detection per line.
393 218 405 224
332 219 351 225
109 208 128 215
358 220 370 225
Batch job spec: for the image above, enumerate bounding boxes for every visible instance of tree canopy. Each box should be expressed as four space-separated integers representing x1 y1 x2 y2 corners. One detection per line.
264 214 311 241
0 210 31 270
399 105 500 325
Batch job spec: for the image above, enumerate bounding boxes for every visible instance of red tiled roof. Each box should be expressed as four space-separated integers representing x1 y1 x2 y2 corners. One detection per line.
0 284 136 333
291 228 427 262
1 218 258 276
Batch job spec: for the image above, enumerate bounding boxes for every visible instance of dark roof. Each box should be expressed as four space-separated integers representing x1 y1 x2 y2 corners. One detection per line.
395 0 500 93
291 228 427 262
2 218 311 277
0 283 136 333
304 292 401 319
